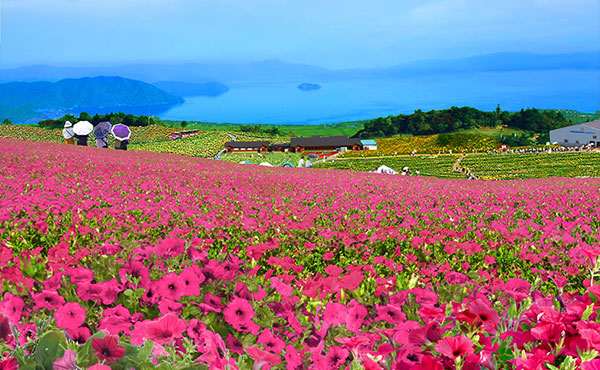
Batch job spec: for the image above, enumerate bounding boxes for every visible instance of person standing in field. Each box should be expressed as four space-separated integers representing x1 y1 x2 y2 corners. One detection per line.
96 137 108 148
298 156 305 168
62 121 75 145
115 139 129 151
74 133 89 146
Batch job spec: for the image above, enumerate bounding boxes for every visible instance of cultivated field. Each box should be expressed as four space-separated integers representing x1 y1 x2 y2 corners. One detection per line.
1 138 599 369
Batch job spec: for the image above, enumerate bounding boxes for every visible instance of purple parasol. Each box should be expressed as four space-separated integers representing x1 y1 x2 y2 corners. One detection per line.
111 123 131 141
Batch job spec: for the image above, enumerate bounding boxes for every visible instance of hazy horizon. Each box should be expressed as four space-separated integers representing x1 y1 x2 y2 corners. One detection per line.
1 0 599 69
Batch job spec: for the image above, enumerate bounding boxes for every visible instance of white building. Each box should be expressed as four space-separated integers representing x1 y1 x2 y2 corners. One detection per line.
360 139 378 150
549 120 600 147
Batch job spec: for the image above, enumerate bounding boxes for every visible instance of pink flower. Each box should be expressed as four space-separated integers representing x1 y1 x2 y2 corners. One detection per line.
33 290 65 310
88 365 111 370
119 260 150 288
155 238 186 259
224 297 259 334
434 335 474 359
375 304 406 325
466 299 500 333
67 326 91 344
504 278 531 302
54 302 86 330
144 313 187 344
324 346 349 368
180 267 203 296
158 273 185 301
0 358 18 370
257 329 285 353
283 344 302 370
245 345 281 370
53 349 76 370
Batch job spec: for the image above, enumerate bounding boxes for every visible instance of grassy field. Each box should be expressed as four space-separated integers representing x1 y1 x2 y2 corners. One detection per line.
162 120 364 137
219 152 302 166
458 127 525 140
314 155 463 179
460 152 600 180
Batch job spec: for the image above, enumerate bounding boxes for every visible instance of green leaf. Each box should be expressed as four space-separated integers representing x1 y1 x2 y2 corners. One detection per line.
17 361 44 370
582 304 595 321
33 331 67 370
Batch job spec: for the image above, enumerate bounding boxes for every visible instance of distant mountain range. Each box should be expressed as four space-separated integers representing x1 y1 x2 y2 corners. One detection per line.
0 51 597 84
0 76 183 123
152 81 229 97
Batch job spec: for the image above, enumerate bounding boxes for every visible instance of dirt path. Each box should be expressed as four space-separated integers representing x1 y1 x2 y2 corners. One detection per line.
452 154 465 172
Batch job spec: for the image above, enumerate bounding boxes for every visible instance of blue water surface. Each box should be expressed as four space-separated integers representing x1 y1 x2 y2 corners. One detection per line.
158 70 599 124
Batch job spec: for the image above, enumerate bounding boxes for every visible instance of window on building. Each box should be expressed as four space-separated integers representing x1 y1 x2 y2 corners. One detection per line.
564 139 568 143
576 140 580 144
594 136 598 139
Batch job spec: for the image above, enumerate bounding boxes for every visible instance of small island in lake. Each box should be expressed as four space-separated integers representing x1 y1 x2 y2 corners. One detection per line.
297 83 321 91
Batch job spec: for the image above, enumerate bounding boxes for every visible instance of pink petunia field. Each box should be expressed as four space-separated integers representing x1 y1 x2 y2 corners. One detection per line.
0 138 599 369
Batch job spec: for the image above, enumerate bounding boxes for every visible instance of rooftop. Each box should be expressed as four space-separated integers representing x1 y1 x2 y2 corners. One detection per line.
225 141 270 148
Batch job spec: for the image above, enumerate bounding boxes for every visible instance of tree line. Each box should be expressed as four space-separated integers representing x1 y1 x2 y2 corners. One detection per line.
353 106 571 139
38 112 160 129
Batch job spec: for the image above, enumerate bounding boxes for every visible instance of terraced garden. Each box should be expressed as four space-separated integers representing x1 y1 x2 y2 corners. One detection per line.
314 155 463 179
130 131 231 157
460 152 600 180
344 134 500 157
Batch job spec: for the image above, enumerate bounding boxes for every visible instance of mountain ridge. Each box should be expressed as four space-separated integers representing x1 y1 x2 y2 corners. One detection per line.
1 51 597 84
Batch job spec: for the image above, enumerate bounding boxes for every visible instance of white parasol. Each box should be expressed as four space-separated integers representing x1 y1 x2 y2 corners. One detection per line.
73 121 94 136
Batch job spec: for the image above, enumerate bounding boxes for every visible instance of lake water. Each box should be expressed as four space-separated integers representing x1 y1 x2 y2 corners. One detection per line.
160 70 600 124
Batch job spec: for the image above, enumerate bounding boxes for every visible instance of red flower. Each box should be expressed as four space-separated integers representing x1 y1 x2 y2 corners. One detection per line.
91 334 126 363
531 322 565 343
434 335 474 359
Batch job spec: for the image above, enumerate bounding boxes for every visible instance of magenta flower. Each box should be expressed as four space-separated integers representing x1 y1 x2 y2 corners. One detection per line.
224 297 259 334
256 329 285 353
158 272 185 301
54 302 86 330
33 290 65 310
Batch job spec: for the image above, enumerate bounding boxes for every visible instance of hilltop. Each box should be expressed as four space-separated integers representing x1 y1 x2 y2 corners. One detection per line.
0 76 183 123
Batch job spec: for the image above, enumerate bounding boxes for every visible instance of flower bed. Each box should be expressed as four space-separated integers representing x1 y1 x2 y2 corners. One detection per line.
0 138 599 369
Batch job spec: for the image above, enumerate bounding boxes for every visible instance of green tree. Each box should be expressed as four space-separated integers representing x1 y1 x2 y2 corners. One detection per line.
181 120 188 128
79 112 93 122
2 118 12 125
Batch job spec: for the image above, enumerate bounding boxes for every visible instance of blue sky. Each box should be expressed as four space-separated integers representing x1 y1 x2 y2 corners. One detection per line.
1 0 599 68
